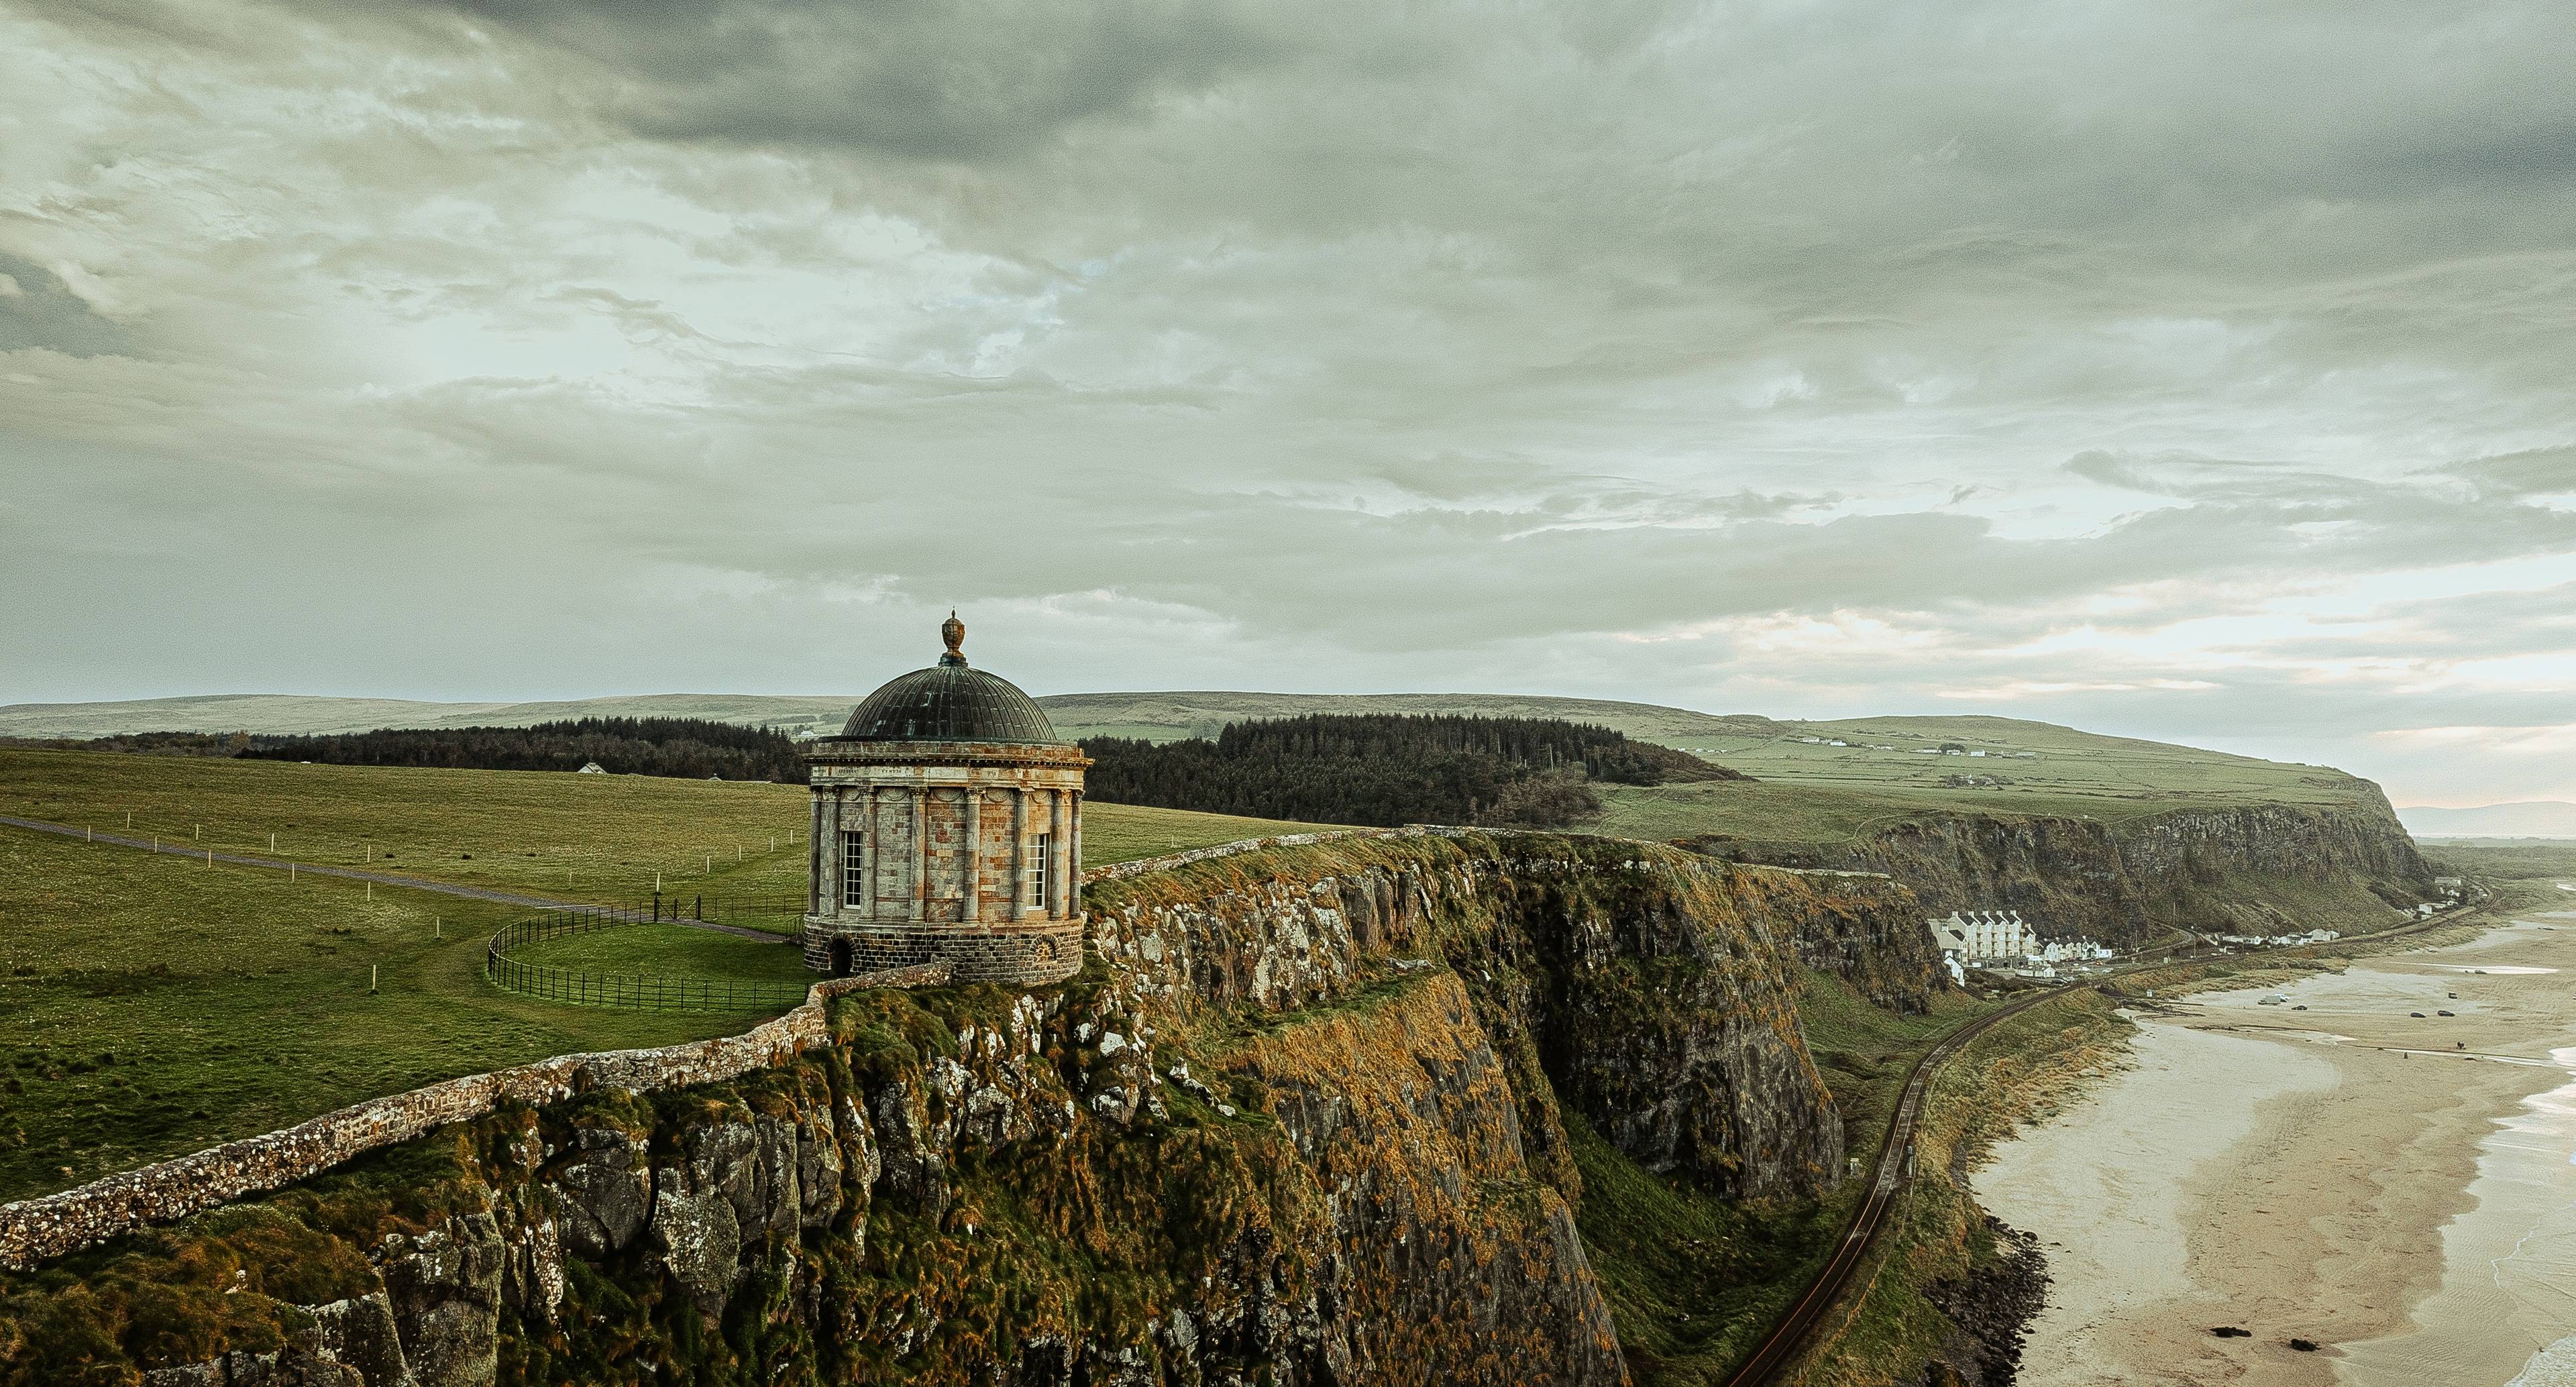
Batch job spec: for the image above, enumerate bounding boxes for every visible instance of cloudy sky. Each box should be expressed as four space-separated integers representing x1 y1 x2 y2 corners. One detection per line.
3 0 2571 810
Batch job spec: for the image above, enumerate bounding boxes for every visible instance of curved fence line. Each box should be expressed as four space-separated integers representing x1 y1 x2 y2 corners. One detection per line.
485 910 812 1012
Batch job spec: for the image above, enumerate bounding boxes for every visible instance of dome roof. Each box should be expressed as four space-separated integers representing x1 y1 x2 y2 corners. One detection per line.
839 614 1065 744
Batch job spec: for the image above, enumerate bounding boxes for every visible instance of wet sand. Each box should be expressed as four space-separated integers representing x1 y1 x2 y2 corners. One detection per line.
1974 909 2576 1386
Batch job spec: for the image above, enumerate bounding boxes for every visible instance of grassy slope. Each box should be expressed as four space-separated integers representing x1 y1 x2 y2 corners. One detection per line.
1597 716 2380 847
1572 969 2008 1386
0 747 1330 903
1043 698 2387 847
0 749 1331 1204
5 691 2385 841
503 923 816 984
1036 691 1778 742
0 693 861 740
0 829 775 1205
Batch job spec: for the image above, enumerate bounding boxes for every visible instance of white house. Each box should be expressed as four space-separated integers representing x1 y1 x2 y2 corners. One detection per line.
1927 909 2034 964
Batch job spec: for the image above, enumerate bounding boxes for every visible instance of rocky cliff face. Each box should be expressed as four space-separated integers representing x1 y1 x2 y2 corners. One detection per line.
1682 796 2431 946
1 832 1904 1387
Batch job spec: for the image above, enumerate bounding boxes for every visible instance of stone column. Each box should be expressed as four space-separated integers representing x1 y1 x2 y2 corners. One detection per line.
865 787 883 918
853 789 872 921
1011 787 1029 921
910 788 928 922
821 789 841 917
963 785 983 924
1049 788 1069 920
1069 790 1082 911
807 790 824 917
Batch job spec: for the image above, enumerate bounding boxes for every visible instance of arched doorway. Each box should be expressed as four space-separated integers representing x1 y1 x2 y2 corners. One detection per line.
828 938 853 978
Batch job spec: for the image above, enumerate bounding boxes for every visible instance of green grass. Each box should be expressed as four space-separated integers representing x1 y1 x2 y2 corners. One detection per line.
1635 713 2377 829
1076 801 1340 863
1796 990 2128 1387
2420 838 2576 913
1571 968 2007 1387
1592 715 2385 852
504 922 812 984
1568 1115 1851 1386
0 749 1334 1205
1790 968 1994 1142
0 830 782 1205
0 747 1328 907
1037 699 2383 841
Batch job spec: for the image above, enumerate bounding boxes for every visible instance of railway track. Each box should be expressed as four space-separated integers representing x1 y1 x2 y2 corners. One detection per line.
1719 906 2477 1386
1717 976 2076 1387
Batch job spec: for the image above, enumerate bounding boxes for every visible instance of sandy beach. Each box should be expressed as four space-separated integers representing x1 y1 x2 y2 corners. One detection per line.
1975 908 2576 1386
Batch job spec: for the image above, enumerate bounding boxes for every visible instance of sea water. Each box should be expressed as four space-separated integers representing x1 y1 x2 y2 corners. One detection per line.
2341 1044 2576 1386
2508 1051 2576 1386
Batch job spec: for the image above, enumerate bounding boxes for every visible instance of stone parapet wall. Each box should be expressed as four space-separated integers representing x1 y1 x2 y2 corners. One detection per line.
0 963 949 1272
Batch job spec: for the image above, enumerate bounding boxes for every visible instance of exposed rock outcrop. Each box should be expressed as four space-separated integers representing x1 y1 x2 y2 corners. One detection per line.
1685 796 2430 946
21 832 1834 1386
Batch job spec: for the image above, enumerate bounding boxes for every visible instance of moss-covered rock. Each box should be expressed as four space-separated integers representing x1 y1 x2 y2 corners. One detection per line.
2 830 1898 1386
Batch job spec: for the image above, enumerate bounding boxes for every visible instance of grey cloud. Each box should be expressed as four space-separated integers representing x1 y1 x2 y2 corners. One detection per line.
5 0 2575 807
2443 447 2576 499
0 256 135 358
2060 452 2377 504
445 0 1283 160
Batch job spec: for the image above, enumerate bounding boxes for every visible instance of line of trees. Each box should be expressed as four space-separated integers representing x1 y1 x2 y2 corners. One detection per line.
1081 713 1744 828
240 717 803 783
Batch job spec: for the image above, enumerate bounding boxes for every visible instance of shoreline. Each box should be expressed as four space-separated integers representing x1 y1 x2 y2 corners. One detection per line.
1972 909 2576 1386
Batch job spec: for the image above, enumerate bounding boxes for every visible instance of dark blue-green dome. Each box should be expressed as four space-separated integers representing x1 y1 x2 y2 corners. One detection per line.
839 614 1064 744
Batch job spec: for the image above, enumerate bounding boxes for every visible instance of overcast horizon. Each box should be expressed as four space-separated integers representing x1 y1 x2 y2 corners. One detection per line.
4 1 2572 812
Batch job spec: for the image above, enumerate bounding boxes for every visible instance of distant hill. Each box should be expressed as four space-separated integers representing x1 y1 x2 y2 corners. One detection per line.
0 689 1782 743
2 689 2390 829
1035 691 1778 743
1082 712 1734 828
2400 801 2576 839
0 693 857 740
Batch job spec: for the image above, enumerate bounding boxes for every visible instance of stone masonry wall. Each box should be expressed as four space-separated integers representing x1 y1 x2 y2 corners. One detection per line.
0 964 949 1272
799 920 1083 984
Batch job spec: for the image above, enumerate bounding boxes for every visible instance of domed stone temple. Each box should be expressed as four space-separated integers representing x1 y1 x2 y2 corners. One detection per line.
801 614 1087 985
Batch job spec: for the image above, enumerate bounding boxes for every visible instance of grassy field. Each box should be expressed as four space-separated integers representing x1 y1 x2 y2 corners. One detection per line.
504 922 813 984
1044 697 2387 848
0 828 783 1205
1592 721 2381 849
0 747 1332 909
0 748 1333 1205
2418 838 2576 915
4 692 2386 851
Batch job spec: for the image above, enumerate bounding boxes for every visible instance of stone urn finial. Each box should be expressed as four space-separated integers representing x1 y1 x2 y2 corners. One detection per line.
941 609 966 665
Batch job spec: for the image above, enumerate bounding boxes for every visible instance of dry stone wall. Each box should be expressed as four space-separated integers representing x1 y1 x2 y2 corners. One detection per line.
0 964 947 1272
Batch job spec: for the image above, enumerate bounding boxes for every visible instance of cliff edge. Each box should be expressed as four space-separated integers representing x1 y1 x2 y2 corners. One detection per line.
0 832 1933 1386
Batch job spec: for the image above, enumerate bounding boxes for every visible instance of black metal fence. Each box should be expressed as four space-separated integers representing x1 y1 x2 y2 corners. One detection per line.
484 909 812 1012
624 893 808 931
